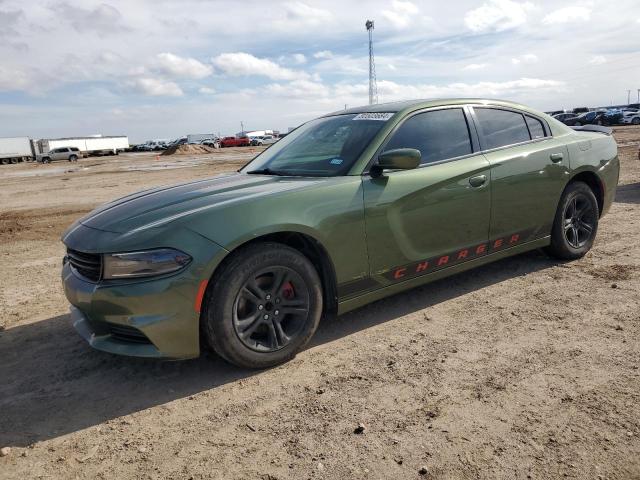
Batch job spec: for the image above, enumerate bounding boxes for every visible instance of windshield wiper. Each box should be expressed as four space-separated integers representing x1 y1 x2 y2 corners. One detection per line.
246 167 288 176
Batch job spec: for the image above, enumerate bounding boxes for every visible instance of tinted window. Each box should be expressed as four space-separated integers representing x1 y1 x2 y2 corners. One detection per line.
526 116 545 139
475 108 531 149
384 108 472 165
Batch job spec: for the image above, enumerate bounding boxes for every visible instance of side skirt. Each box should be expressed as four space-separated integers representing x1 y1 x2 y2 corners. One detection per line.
336 236 551 315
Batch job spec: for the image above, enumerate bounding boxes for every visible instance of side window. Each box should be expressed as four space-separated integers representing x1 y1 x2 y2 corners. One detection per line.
475 108 531 150
384 108 472 165
525 115 546 139
59 148 68 153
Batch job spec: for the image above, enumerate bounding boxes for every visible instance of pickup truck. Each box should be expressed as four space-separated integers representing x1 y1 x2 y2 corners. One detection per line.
220 135 251 147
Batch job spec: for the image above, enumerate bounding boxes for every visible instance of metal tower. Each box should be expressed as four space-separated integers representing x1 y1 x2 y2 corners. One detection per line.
366 20 378 105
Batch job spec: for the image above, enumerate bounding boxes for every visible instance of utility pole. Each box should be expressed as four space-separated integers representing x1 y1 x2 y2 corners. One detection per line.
637 88 639 103
627 90 631 105
240 121 244 133
366 20 378 105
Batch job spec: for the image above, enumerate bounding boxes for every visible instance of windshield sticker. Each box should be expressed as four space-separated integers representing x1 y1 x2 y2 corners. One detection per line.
330 158 344 165
352 112 394 121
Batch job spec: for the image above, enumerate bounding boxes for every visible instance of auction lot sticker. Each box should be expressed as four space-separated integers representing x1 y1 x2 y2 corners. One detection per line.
353 112 394 121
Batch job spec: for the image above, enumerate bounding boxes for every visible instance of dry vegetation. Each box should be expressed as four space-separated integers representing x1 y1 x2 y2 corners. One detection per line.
0 132 639 479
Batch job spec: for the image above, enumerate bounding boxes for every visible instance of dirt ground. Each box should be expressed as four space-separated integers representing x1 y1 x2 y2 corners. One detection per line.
0 130 639 480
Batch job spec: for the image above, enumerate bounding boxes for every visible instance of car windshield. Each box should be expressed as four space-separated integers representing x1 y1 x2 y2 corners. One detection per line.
241 113 392 177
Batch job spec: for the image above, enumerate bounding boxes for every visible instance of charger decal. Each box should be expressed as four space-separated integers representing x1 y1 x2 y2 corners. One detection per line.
383 230 534 282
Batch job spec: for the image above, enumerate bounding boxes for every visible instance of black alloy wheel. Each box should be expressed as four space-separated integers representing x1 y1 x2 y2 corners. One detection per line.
563 194 596 249
546 181 599 260
233 266 310 352
202 242 323 368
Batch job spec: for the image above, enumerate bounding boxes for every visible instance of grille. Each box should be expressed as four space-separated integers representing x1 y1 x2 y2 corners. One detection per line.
108 323 152 344
67 248 102 282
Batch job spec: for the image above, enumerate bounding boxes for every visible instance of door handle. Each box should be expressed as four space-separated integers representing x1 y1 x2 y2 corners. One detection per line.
550 153 564 163
469 175 487 188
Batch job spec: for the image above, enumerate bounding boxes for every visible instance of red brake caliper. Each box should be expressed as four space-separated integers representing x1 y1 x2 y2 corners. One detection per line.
282 281 295 300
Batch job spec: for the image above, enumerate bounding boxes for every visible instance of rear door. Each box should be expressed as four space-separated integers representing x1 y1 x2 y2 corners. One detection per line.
471 106 570 242
362 107 492 286
54 148 68 160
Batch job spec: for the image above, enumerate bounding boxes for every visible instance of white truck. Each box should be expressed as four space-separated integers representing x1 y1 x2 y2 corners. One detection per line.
186 133 217 144
0 137 35 165
37 135 129 157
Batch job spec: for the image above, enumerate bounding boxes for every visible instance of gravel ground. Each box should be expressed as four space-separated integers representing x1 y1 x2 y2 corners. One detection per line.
0 132 639 479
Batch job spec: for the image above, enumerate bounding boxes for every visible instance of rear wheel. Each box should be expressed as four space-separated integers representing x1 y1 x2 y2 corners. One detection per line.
632 118 640 125
202 243 323 368
1 158 9 165
546 181 599 260
69 154 78 162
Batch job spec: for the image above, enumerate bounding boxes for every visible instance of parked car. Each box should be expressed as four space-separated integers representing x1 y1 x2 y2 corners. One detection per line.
200 139 220 148
61 98 619 368
573 111 607 126
250 135 278 146
553 113 581 126
220 135 251 147
621 109 640 125
38 147 81 163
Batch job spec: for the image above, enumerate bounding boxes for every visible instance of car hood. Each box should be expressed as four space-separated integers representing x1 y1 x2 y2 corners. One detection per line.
78 173 328 234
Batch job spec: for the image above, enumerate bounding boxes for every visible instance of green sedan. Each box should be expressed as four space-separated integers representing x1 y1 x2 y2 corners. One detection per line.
62 99 619 368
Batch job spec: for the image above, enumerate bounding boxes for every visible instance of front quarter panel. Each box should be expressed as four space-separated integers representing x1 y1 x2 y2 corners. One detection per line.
187 176 370 289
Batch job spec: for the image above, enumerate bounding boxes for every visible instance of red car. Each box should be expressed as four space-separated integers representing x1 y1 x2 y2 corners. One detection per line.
220 135 251 147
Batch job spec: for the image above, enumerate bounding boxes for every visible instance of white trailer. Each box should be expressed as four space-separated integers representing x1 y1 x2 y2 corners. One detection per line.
38 136 129 156
0 136 35 165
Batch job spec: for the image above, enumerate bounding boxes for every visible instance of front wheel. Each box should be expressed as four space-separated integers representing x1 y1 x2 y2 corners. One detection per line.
202 242 323 368
632 118 640 125
545 181 599 260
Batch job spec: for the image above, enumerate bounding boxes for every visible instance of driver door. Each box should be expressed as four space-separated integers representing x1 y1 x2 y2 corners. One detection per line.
362 107 492 285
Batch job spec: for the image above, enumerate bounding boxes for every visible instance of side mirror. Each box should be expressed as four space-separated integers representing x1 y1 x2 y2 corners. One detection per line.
371 148 421 177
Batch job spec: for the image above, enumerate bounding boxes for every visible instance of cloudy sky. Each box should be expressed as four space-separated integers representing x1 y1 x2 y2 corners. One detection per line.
1 0 639 142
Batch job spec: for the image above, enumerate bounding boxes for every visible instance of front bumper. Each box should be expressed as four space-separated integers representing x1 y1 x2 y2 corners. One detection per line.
61 224 228 359
63 261 202 359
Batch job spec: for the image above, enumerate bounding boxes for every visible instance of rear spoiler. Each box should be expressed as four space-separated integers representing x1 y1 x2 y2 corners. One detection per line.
571 125 612 135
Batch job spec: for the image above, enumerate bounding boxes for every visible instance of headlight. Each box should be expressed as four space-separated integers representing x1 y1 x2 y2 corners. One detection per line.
103 248 191 279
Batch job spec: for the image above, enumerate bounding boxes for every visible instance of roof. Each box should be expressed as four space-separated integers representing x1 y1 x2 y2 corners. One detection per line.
325 98 534 116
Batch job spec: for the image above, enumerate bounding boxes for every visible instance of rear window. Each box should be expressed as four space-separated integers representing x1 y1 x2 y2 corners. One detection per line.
525 116 546 139
384 108 472 165
475 108 531 150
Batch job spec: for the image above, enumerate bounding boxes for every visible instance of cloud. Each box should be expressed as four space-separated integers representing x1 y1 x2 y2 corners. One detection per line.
292 53 307 64
382 0 420 29
511 53 538 65
282 2 332 25
0 66 35 92
127 77 183 97
212 52 309 80
463 63 489 71
198 86 216 94
154 52 213 79
53 2 129 35
589 55 607 65
313 50 333 59
265 79 330 99
334 78 565 102
464 0 534 33
543 6 592 25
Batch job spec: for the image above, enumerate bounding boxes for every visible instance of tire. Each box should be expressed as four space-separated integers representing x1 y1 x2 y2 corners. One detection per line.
69 155 78 162
202 242 323 368
9 158 17 164
545 181 599 260
1 158 9 165
632 118 640 125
